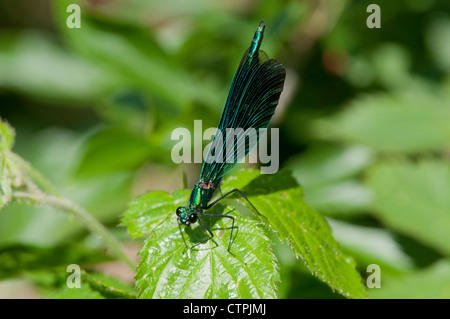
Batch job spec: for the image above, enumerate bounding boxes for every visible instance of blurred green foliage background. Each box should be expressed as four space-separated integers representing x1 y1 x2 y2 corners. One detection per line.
0 0 449 298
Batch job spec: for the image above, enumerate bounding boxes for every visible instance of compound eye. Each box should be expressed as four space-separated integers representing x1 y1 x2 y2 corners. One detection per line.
189 213 197 223
176 207 182 217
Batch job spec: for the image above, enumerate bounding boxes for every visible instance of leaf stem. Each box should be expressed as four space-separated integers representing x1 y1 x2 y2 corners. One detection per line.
8 151 60 196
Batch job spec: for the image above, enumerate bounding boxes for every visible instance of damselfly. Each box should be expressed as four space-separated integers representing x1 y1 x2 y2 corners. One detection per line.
176 21 286 255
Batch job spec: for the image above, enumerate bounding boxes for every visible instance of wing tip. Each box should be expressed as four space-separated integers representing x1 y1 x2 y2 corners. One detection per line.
258 21 266 31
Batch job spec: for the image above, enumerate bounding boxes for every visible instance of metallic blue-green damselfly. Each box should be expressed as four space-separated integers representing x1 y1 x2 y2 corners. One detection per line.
176 21 286 255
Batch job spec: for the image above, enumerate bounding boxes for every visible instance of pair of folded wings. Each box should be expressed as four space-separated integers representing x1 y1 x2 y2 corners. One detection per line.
200 46 286 183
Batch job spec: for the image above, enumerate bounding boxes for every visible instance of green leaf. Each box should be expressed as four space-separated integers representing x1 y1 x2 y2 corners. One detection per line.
366 159 450 256
222 170 367 299
328 219 414 274
137 210 279 298
121 189 190 239
368 259 450 299
284 144 374 216
0 154 12 209
76 127 155 178
313 90 450 153
126 188 279 298
0 119 14 209
124 169 366 299
304 180 372 217
426 15 450 73
285 144 374 188
0 31 118 103
370 43 411 89
0 119 15 151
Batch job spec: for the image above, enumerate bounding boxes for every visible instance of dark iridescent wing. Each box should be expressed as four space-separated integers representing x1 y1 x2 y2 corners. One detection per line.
200 22 286 183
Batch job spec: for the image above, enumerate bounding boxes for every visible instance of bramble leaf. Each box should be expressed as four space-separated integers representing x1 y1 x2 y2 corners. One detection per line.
222 170 367 299
0 119 15 151
123 169 366 299
368 260 450 299
124 185 279 298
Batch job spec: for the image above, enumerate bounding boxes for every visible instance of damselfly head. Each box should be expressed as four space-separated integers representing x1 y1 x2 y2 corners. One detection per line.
176 206 198 226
